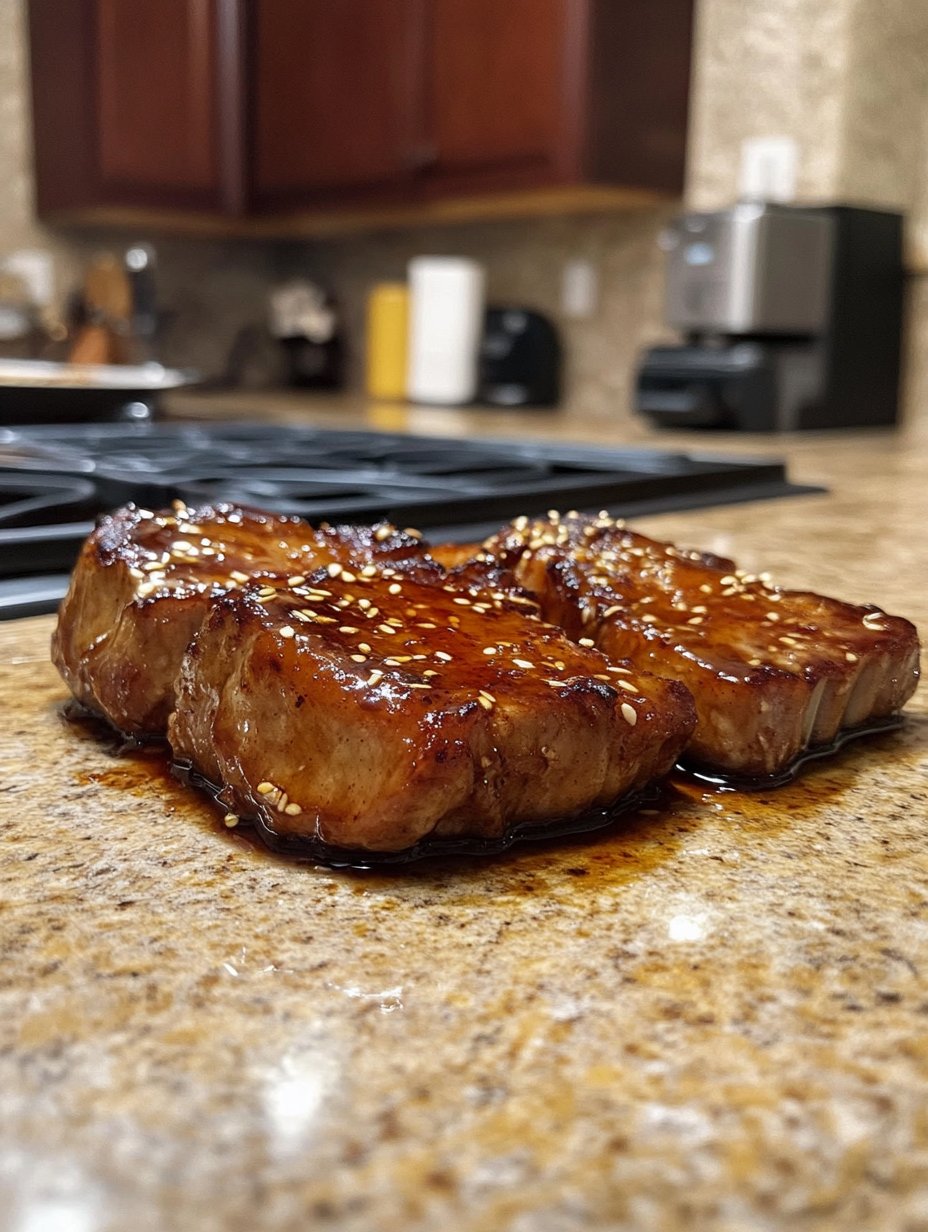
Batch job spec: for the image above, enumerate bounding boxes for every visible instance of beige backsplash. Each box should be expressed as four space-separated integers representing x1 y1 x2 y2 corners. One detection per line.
286 208 678 424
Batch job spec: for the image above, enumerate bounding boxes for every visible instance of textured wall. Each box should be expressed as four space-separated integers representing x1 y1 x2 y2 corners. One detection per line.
290 209 676 422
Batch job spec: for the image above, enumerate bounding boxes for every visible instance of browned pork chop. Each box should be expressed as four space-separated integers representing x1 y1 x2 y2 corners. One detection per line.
482 511 921 777
52 501 425 738
168 561 696 853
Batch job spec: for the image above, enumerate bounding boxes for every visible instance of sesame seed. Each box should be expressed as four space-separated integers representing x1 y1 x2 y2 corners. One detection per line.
846 652 859 663
358 598 371 609
435 651 452 662
284 802 302 816
477 695 494 711
483 646 497 656
339 625 360 634
326 562 343 577
276 792 289 812
423 669 438 678
513 658 534 670
620 703 637 726
554 660 566 671
374 525 392 542
358 642 372 653
367 669 384 686
603 605 621 618
408 682 431 690
452 597 470 606
292 610 312 623
616 679 637 693
289 576 306 587
687 616 703 626
378 624 396 635
279 625 295 638
361 565 377 578
223 812 239 828
545 679 567 688
388 583 402 595
350 653 367 663
578 637 595 648
341 571 357 584
417 622 437 630
257 782 274 795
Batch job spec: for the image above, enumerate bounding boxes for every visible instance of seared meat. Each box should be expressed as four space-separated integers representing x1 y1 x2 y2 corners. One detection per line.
168 561 696 853
483 511 921 777
52 501 426 738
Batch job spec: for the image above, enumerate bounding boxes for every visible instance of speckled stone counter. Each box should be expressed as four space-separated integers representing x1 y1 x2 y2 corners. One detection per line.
1 413 927 1232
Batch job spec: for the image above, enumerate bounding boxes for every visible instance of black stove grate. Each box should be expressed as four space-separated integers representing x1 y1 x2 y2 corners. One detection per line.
0 421 822 618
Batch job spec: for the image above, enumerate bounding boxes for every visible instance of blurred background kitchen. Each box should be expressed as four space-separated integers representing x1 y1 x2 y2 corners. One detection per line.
2 0 928 426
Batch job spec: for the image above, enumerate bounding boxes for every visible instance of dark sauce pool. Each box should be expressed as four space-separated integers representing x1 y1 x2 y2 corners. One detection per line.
61 699 909 872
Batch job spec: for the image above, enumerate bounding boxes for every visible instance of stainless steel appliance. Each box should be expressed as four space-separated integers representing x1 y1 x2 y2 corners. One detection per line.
636 203 904 431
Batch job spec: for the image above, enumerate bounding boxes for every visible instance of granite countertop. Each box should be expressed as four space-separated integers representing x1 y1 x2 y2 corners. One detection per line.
1 405 927 1231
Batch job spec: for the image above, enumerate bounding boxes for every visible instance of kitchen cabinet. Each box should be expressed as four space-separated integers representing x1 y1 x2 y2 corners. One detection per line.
27 0 695 235
251 0 419 208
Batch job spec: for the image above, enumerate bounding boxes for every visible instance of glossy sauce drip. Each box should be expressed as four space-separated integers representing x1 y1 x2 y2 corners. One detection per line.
172 756 667 869
675 714 905 790
64 696 911 876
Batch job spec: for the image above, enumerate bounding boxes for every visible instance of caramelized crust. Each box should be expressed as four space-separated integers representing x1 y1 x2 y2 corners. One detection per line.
483 512 921 776
168 563 696 853
52 501 426 738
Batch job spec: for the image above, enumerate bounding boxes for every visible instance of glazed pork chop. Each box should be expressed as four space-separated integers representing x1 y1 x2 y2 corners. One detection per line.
482 511 921 778
168 560 696 853
52 501 426 738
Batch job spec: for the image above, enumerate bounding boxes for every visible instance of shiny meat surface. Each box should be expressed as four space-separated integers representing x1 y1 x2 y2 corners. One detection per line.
168 562 696 853
483 511 921 776
52 501 426 737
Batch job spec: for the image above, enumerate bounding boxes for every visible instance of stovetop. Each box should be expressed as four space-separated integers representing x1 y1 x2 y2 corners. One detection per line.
0 421 822 619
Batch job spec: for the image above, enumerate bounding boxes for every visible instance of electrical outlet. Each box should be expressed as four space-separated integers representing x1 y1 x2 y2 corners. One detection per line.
561 259 598 319
739 137 799 203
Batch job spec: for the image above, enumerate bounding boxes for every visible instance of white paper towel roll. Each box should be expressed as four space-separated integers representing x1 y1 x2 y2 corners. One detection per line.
407 256 485 405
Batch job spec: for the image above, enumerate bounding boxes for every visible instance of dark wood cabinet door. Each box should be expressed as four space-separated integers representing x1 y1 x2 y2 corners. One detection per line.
94 0 225 207
422 0 575 193
252 0 419 207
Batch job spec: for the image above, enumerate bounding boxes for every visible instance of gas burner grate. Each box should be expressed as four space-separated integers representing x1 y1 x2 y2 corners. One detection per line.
0 421 822 618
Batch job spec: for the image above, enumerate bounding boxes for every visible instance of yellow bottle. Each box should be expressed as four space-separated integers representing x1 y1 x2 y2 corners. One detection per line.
365 282 409 401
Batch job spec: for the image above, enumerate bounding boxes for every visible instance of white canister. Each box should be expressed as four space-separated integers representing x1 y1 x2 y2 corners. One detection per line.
407 257 485 405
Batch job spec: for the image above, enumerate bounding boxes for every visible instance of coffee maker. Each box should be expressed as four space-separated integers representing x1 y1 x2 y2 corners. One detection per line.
635 203 904 431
